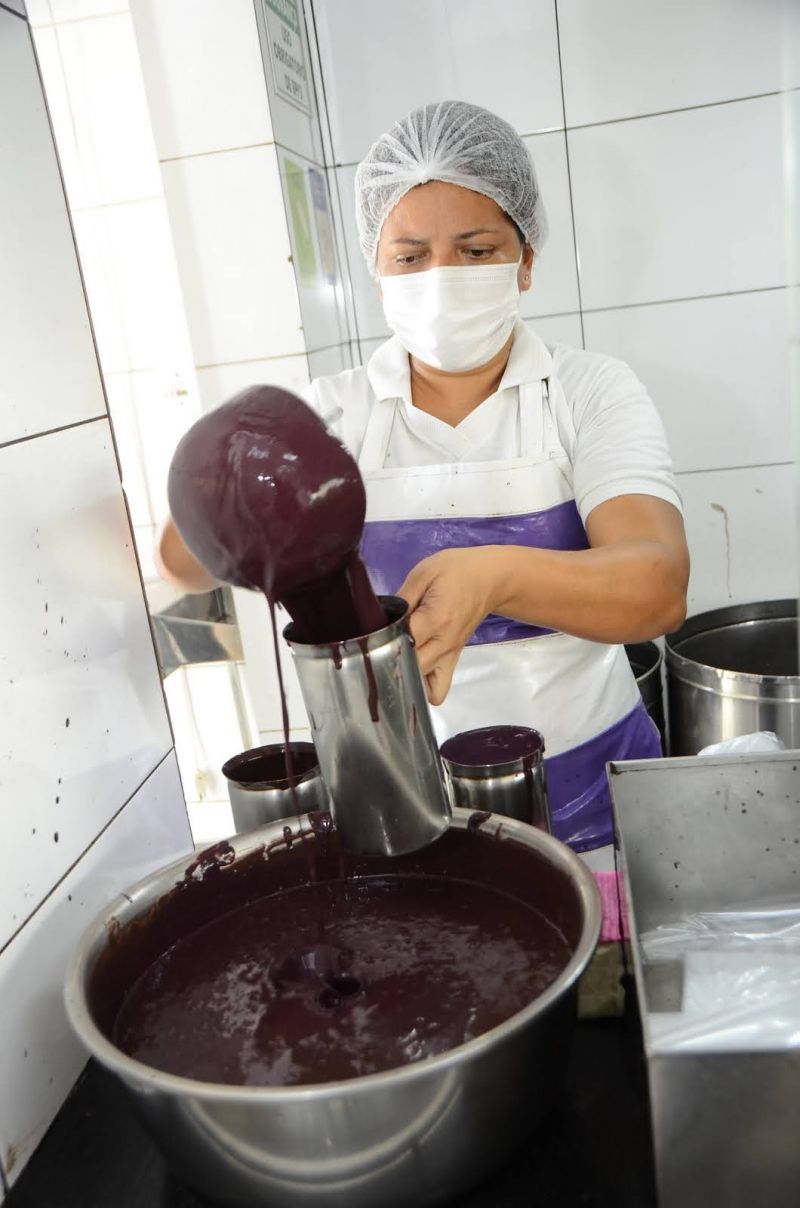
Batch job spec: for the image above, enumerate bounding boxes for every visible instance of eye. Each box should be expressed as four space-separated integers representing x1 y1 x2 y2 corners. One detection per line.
462 246 495 260
394 251 426 267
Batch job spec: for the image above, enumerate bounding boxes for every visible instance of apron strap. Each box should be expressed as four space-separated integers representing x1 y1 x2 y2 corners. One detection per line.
357 397 398 471
519 377 555 458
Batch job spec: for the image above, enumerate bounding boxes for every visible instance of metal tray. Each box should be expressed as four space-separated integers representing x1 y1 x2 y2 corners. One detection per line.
610 752 800 1208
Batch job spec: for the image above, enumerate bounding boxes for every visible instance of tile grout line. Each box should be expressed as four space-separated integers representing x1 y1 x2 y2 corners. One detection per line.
351 280 790 350
328 87 800 171
0 413 107 454
0 750 176 960
565 86 799 134
553 0 586 348
0 2 26 20
581 283 789 317
158 140 276 165
26 8 129 28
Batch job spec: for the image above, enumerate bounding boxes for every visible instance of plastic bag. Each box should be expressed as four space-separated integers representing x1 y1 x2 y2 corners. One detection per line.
640 906 800 1052
697 731 786 757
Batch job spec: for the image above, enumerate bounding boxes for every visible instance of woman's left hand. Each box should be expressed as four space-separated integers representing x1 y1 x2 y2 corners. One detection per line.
397 547 504 706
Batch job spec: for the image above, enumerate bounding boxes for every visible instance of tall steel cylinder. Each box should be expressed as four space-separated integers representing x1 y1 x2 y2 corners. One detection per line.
284 596 451 856
665 599 800 754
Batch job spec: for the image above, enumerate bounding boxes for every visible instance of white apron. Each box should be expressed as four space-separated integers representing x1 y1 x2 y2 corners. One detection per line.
357 364 661 930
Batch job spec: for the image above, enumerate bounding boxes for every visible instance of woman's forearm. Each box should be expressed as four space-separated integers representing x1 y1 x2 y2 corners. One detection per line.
155 517 221 594
488 540 688 643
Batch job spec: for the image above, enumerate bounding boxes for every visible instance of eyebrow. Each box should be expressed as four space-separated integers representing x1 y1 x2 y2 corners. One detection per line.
389 227 502 246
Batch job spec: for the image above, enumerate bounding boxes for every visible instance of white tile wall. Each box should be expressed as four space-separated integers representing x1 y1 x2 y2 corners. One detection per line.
160 145 305 367
132 521 159 582
569 94 787 311
71 198 193 374
520 133 580 320
130 0 273 162
583 288 792 474
104 367 199 525
0 9 106 444
164 663 254 810
0 418 173 950
558 0 796 128
233 588 310 737
195 353 310 414
336 130 579 341
312 0 563 165
525 312 583 349
35 13 162 208
27 0 122 22
678 463 797 615
0 753 191 1189
307 342 353 379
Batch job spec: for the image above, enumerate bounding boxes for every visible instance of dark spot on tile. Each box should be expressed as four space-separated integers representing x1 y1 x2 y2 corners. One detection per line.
65 718 70 727
54 832 59 842
55 796 60 804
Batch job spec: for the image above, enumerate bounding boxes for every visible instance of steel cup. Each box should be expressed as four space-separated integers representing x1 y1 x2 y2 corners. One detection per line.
284 596 451 857
222 741 327 832
440 726 552 832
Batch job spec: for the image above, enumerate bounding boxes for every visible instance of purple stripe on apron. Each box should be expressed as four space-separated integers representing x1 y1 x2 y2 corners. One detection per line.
547 699 663 853
361 499 589 646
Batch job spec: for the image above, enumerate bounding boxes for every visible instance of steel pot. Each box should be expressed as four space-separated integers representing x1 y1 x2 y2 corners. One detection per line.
665 599 800 754
64 810 600 1208
625 640 666 749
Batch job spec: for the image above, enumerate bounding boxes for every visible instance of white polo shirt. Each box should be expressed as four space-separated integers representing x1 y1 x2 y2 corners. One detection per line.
303 321 681 524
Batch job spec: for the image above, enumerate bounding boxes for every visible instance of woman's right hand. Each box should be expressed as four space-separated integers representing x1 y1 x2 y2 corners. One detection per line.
154 516 221 594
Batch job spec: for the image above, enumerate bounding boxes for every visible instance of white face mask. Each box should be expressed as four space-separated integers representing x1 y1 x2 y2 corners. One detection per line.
379 262 521 372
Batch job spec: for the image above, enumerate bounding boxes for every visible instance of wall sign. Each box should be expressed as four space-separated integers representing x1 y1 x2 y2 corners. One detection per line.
262 0 312 117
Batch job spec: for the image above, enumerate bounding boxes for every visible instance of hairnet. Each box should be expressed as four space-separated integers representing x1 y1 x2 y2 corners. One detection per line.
355 100 548 276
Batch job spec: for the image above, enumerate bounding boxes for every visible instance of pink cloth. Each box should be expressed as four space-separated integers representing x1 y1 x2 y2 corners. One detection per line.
594 871 629 943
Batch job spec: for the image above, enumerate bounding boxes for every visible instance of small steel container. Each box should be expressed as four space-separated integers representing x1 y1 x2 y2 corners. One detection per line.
284 596 451 858
222 742 327 832
440 727 552 832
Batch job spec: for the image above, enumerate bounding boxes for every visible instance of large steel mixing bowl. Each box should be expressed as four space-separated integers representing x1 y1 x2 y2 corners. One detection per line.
64 809 601 1208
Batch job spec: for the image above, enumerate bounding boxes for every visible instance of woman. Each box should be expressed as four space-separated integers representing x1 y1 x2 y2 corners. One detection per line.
158 101 689 933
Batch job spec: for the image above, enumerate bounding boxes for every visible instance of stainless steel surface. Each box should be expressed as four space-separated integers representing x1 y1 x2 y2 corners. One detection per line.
151 587 244 676
64 810 602 1208
285 597 451 857
223 741 328 832
441 741 552 832
610 752 800 1208
665 599 800 754
625 640 666 750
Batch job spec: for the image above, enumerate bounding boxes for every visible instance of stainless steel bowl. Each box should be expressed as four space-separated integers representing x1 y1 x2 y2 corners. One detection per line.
64 810 601 1208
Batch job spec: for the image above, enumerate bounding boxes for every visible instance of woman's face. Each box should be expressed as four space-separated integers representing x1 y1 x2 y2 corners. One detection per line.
375 180 533 292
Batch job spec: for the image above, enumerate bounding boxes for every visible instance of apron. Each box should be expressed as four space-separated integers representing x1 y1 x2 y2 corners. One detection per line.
357 368 662 934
